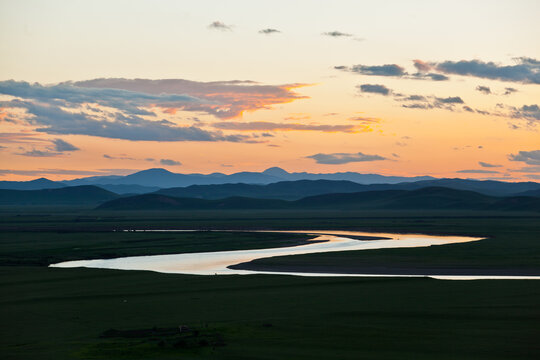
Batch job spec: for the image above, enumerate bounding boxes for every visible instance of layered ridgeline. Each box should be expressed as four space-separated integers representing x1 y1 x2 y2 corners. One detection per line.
1 168 435 193
0 186 119 205
154 178 540 199
96 187 540 212
2 168 540 197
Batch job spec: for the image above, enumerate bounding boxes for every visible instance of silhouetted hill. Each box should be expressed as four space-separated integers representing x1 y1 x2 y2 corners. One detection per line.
96 194 288 210
153 178 540 200
295 187 496 210
95 184 160 194
0 178 66 190
0 186 119 205
514 189 540 198
389 178 540 196
155 180 368 200
96 187 540 212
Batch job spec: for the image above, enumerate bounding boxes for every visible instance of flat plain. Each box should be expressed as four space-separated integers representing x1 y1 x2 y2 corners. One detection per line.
1 208 539 359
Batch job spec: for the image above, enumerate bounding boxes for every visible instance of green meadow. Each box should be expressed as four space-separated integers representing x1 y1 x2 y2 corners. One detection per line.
1 208 539 359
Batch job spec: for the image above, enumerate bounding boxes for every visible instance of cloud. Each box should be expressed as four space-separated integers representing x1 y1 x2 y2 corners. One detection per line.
160 159 182 166
72 78 308 119
339 57 540 83
0 78 310 142
436 96 464 104
306 152 386 164
508 150 540 165
512 165 540 173
338 64 406 77
259 28 280 34
14 137 79 157
479 161 502 168
0 79 308 121
504 87 518 95
511 104 540 123
212 121 366 133
348 116 381 123
414 73 449 81
0 132 48 144
322 31 353 37
476 85 491 94
15 149 62 157
1 99 251 142
432 57 540 84
337 61 448 81
103 154 138 161
525 174 540 180
396 93 465 111
0 79 198 116
457 169 500 174
358 84 391 95
413 60 432 72
52 138 79 152
0 168 136 177
208 21 233 31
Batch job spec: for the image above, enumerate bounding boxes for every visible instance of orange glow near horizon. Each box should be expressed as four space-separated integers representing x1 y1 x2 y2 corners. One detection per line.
0 2 539 183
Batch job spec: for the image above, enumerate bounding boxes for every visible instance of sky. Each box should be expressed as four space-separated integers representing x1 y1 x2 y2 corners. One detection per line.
0 0 539 181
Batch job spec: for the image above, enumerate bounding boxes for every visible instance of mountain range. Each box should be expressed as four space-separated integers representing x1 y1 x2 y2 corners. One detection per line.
1 168 539 197
59 167 436 189
96 187 540 212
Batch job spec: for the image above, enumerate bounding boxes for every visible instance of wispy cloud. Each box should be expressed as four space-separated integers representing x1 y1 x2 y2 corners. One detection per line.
212 121 368 133
15 149 62 157
0 79 310 142
14 137 79 157
510 104 540 123
306 152 386 164
0 132 48 144
358 84 391 96
511 165 540 173
52 138 79 152
208 21 233 31
103 154 136 161
72 78 308 119
259 28 280 34
1 99 249 142
395 93 465 111
0 168 136 177
457 169 500 174
337 57 540 84
322 31 353 37
431 57 540 84
348 116 381 123
508 150 540 165
479 161 502 168
160 159 181 166
338 64 406 77
476 85 491 94
336 62 448 81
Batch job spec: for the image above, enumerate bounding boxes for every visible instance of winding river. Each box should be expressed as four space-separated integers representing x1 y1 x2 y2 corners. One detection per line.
50 230 540 280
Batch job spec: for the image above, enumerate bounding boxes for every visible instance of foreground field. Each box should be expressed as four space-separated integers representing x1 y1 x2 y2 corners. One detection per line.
1 209 539 359
2 267 539 360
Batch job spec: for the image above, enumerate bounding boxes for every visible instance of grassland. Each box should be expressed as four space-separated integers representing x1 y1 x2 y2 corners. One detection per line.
1 207 539 359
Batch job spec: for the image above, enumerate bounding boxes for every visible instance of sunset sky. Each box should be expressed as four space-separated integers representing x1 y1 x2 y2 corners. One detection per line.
1 0 539 181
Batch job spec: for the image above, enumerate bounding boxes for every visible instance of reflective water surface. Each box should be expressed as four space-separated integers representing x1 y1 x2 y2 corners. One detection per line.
50 230 539 280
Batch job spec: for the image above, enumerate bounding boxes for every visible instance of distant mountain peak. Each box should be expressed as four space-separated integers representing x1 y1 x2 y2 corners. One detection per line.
132 168 174 175
262 167 289 177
